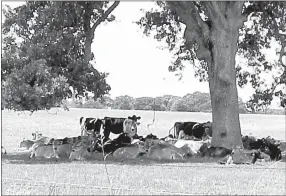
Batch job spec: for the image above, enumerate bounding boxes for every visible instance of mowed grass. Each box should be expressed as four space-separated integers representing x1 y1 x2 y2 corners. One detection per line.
1 108 286 195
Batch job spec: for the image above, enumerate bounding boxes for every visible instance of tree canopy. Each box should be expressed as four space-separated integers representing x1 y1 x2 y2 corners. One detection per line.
2 1 120 111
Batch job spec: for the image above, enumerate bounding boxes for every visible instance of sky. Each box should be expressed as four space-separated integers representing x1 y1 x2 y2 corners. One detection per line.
1 1 284 108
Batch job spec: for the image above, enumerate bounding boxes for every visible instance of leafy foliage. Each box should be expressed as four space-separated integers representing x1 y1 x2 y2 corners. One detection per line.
2 1 120 112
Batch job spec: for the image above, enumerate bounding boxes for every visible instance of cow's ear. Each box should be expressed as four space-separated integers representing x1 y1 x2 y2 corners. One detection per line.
137 116 141 120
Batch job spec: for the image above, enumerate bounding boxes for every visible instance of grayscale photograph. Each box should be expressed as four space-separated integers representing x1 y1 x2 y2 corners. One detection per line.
1 0 285 195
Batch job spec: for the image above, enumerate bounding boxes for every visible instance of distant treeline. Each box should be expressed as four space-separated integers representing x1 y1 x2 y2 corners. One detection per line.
63 91 285 115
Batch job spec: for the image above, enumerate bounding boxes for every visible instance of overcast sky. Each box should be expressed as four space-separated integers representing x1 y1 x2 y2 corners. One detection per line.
2 1 283 108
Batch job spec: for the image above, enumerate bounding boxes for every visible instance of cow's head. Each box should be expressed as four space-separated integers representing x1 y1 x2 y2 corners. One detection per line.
123 118 139 137
137 141 149 154
178 130 185 139
32 133 36 140
192 123 205 130
202 121 212 128
128 115 141 123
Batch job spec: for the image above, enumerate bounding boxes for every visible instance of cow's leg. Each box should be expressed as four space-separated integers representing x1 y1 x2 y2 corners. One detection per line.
29 143 40 159
29 150 35 159
81 126 86 136
52 142 60 160
103 130 111 144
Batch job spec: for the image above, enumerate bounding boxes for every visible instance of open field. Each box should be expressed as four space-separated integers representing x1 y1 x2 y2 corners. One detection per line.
1 108 286 195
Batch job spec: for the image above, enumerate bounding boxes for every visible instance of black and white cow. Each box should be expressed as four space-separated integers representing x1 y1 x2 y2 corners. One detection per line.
173 121 211 139
80 117 104 136
102 115 141 143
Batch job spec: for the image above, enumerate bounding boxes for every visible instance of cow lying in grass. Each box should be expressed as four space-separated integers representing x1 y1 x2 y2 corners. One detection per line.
242 135 282 161
112 141 148 161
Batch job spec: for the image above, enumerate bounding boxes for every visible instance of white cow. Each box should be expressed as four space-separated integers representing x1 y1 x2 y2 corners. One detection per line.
174 139 211 154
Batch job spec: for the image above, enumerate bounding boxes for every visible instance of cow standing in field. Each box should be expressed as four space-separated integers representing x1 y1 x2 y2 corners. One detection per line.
80 117 103 136
102 115 141 143
173 121 212 139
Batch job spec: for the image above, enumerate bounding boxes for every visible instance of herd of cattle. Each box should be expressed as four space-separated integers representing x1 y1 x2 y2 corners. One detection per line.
2 115 285 164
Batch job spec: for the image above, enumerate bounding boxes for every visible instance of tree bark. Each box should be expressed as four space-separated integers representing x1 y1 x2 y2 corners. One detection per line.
207 18 243 150
168 2 246 150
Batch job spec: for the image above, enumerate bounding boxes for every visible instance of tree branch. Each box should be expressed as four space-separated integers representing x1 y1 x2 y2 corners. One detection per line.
201 1 227 28
167 1 211 63
91 1 120 32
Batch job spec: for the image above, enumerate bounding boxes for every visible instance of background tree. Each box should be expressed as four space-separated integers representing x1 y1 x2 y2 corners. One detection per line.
170 98 189 112
137 1 286 149
113 95 134 110
101 95 115 108
133 97 154 110
2 1 120 112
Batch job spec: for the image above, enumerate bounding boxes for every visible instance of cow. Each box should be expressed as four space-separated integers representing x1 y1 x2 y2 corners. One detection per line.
242 135 257 150
1 146 7 154
101 115 141 143
174 139 210 155
95 133 135 154
69 145 94 161
244 135 282 161
19 139 35 150
31 143 73 160
146 142 193 161
173 121 211 139
263 142 282 161
29 137 69 159
198 143 232 158
279 141 286 152
203 121 212 137
69 138 99 161
32 132 43 140
112 141 148 161
251 149 271 164
145 133 158 140
178 130 200 140
80 117 103 136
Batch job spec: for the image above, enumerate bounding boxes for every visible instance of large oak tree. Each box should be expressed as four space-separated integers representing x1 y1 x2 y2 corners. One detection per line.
137 1 286 149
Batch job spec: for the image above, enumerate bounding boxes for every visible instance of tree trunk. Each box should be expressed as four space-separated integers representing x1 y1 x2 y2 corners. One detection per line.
208 19 243 150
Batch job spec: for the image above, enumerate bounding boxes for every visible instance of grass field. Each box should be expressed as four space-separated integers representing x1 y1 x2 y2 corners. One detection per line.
1 108 286 195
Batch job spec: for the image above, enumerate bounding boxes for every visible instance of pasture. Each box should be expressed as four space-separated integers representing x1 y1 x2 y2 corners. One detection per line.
1 108 286 195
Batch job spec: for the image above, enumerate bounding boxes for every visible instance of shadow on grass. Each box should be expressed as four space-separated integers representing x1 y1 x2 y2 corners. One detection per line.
2 152 221 166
